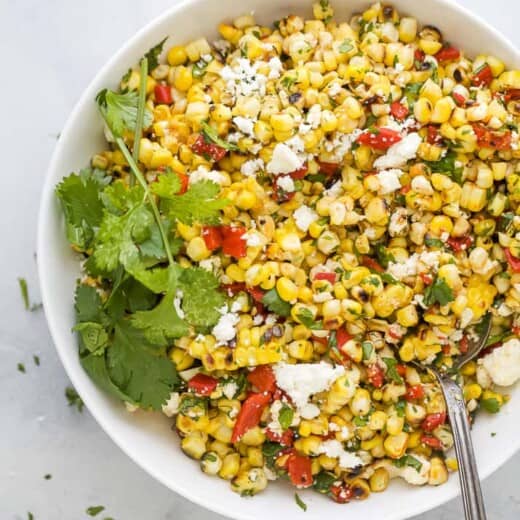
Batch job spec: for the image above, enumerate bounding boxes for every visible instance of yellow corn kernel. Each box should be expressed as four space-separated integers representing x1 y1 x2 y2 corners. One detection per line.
428 457 448 486
167 45 187 66
186 237 211 261
181 431 208 459
445 457 459 472
460 182 487 212
384 432 409 459
431 97 455 123
396 305 419 327
414 97 432 123
173 66 193 91
169 347 194 371
463 383 482 401
276 277 298 302
370 467 390 492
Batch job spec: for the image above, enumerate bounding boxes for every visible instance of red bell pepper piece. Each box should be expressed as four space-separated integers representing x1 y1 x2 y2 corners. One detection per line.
472 124 512 151
330 484 354 503
452 92 466 106
191 134 227 162
459 335 469 354
396 364 407 377
421 434 442 449
247 286 265 302
266 428 294 446
231 392 271 443
272 175 296 202
414 49 425 64
504 88 520 102
312 335 329 346
421 412 447 432
314 272 336 283
317 160 340 176
367 364 384 388
336 328 353 349
405 384 425 401
247 365 276 394
188 373 218 396
513 325 520 336
220 226 247 258
435 46 461 63
400 184 411 194
361 256 384 272
472 64 493 87
504 248 520 273
447 235 473 252
390 101 409 121
356 128 402 150
420 273 433 285
287 452 313 488
154 84 173 104
202 226 223 251
289 163 309 180
426 125 442 145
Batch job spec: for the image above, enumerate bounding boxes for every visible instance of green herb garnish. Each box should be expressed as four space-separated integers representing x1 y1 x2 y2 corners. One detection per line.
65 386 84 412
262 289 292 317
382 357 404 384
423 277 455 306
295 493 308 512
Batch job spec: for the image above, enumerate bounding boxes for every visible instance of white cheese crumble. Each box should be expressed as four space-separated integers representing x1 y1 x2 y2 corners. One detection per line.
388 207 409 237
199 255 221 273
173 290 185 319
459 308 474 329
220 58 267 98
387 251 441 280
317 440 364 469
386 455 431 485
211 305 240 345
306 104 322 128
243 230 265 247
189 165 227 185
479 338 520 386
276 175 296 192
273 362 345 419
411 175 434 195
323 129 363 162
267 56 283 79
233 116 255 137
267 143 303 174
241 158 264 177
324 180 343 197
293 205 318 232
373 132 422 170
162 392 180 417
376 168 403 194
222 381 238 400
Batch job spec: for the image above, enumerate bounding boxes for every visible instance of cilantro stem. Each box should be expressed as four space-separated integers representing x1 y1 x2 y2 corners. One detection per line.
131 58 148 187
116 138 174 266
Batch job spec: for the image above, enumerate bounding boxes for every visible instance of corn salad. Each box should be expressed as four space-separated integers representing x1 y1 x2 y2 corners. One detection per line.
58 0 520 505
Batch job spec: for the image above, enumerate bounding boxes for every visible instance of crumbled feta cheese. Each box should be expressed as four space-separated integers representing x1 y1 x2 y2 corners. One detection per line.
324 180 343 197
243 230 265 247
460 308 474 329
313 291 333 303
222 381 238 400
373 133 422 170
497 302 513 317
212 306 240 345
267 143 303 174
199 256 222 273
267 56 283 79
162 392 180 417
317 440 364 469
220 58 267 98
253 314 264 325
323 129 363 162
388 207 409 237
173 290 185 319
241 158 264 177
327 82 342 97
273 362 346 419
233 116 255 137
293 205 318 232
479 338 520 386
376 168 403 194
265 314 278 326
276 175 296 192
307 104 322 128
411 175 434 195
387 250 441 280
390 455 431 485
189 165 227 185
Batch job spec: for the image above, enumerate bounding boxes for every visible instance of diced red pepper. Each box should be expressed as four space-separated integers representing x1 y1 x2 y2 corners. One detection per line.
336 328 354 349
361 256 384 272
188 373 218 396
405 384 425 401
177 172 189 194
221 282 265 303
390 101 409 121
314 272 336 283
154 84 173 104
472 123 512 151
286 452 313 488
231 392 271 443
447 235 473 253
504 88 520 103
421 412 447 432
247 286 265 303
356 127 403 150
220 225 247 258
272 175 296 203
191 134 227 162
435 46 461 63
459 335 469 354
330 484 354 503
400 184 411 194
513 325 520 336
247 365 276 394
414 49 425 64
504 248 520 273
426 125 442 145
317 160 340 176
421 434 443 449
202 226 223 251
266 428 294 446
472 64 493 87
289 163 309 180
420 273 433 285
312 335 329 346
367 364 384 388
452 92 466 106
396 364 407 377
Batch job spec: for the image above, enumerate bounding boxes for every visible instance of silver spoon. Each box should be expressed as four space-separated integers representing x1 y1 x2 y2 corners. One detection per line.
413 315 492 520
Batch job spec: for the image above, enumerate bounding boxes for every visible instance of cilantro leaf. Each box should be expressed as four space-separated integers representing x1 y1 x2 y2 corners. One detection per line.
18 277 29 310
56 169 108 250
178 267 227 329
107 320 181 409
86 506 105 517
374 244 395 269
202 122 239 151
313 471 336 494
150 169 182 199
425 150 463 185
279 404 294 430
73 322 109 354
144 37 167 71
162 181 229 225
393 455 423 472
296 308 323 330
362 341 374 361
403 82 423 105
101 181 144 215
395 399 406 417
425 237 445 248
65 386 84 412
423 277 455 306
294 493 307 512
96 89 153 138
75 285 107 325
262 288 291 317
382 357 404 384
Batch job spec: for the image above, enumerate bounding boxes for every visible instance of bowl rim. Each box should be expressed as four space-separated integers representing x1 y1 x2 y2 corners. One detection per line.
38 0 520 518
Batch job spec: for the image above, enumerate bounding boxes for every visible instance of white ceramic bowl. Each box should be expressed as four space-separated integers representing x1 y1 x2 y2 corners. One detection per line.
38 0 520 518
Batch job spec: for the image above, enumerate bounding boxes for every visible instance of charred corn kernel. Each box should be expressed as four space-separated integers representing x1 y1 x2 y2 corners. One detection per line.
181 431 208 460
246 447 264 468
428 457 448 486
177 222 200 241
288 339 314 361
414 97 432 123
344 96 363 119
460 182 487 212
368 410 387 431
185 37 211 61
185 101 210 124
167 45 188 66
488 193 507 217
350 388 371 416
240 426 265 446
173 66 193 91
187 237 211 261
276 277 298 302
226 264 246 282
365 197 389 225
370 467 390 492
383 433 409 462
419 39 443 55
169 347 195 370
399 17 418 43
219 453 240 480
396 304 419 327
386 415 404 436
231 468 267 495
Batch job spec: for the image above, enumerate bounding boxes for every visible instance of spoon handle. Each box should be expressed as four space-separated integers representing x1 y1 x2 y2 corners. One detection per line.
438 375 487 520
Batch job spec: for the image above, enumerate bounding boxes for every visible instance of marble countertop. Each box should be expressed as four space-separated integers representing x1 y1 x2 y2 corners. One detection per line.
1 0 519 518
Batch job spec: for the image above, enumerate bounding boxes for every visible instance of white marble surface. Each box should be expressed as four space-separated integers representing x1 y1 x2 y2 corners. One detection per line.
1 0 519 518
